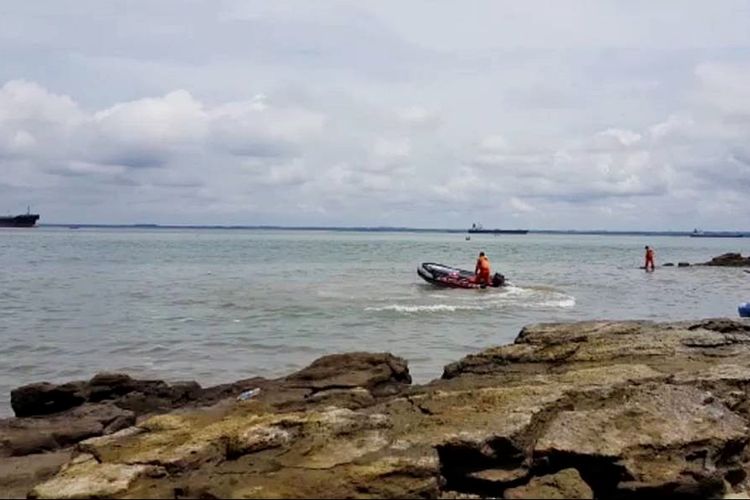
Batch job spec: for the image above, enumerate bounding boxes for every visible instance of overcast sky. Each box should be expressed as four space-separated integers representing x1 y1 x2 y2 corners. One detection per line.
2 1 750 229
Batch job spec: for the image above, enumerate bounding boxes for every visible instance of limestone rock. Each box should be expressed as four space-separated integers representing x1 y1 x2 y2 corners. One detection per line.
535 384 747 459
29 455 156 499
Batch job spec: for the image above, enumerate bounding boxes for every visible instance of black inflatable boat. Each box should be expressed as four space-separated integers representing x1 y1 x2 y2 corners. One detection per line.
417 262 505 289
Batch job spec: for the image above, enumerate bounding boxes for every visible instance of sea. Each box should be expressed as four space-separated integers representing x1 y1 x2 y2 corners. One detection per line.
2 227 749 417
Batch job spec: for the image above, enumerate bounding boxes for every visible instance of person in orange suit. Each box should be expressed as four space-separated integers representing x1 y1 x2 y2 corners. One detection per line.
644 245 655 272
475 251 492 285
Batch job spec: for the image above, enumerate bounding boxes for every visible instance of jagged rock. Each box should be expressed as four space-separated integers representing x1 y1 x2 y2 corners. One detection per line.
703 253 750 267
0 403 134 457
283 352 411 395
9 353 409 422
10 373 203 418
504 469 593 499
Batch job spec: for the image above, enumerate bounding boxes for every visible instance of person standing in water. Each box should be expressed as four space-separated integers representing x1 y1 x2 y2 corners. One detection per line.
475 251 492 285
644 246 655 272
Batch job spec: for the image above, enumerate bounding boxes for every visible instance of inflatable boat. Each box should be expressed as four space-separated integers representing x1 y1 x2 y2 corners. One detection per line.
417 262 506 289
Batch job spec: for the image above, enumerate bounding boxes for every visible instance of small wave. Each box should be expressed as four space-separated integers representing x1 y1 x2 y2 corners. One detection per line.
537 297 576 308
365 304 484 313
366 284 576 313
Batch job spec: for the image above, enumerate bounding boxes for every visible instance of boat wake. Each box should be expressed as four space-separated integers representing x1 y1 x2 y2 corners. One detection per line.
365 285 575 314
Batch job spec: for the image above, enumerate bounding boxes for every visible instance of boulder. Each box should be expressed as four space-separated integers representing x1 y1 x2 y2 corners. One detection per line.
283 352 411 396
678 262 690 267
0 403 135 457
11 382 87 417
504 469 593 499
703 253 750 267
11 374 211 419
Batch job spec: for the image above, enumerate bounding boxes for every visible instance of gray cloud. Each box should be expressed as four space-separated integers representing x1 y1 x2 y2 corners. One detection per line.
1 1 750 228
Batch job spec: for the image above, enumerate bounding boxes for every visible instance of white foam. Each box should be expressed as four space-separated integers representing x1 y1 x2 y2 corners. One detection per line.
367 285 576 314
537 297 577 308
365 304 484 313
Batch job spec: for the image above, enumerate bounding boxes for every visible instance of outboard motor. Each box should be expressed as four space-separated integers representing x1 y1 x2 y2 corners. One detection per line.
492 273 506 287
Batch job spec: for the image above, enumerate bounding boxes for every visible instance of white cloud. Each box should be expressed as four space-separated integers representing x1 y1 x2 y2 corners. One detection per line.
594 128 642 148
508 197 535 213
89 90 207 167
1 2 750 228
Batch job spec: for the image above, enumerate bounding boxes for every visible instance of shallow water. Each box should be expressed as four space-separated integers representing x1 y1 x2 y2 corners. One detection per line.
1 228 749 416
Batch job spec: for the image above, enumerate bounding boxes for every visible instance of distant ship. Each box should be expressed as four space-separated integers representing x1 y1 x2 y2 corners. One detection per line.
690 229 744 238
0 207 40 228
468 223 528 235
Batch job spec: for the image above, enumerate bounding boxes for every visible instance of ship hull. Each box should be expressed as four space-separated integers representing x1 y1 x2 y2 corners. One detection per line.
0 214 40 228
690 233 744 238
468 229 528 234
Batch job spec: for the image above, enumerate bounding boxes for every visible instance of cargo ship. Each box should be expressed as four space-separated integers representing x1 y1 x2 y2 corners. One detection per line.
0 207 40 228
468 223 528 235
690 229 744 238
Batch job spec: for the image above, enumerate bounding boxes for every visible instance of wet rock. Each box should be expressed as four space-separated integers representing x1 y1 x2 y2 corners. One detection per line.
0 403 134 457
664 262 675 266
703 253 750 267
11 382 87 417
678 261 690 267
504 469 593 499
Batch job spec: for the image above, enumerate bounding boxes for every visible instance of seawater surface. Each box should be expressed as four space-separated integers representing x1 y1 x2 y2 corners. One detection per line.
1 228 749 416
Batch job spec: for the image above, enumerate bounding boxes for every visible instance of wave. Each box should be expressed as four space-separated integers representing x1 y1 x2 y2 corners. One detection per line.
366 285 575 314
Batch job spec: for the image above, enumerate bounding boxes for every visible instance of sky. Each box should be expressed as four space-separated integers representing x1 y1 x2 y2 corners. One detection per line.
1 1 750 230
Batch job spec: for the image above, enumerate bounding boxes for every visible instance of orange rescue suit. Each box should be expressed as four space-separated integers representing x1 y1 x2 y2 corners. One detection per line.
476 256 491 283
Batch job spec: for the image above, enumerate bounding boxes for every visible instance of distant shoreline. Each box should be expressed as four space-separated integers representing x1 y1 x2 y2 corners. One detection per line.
37 224 749 237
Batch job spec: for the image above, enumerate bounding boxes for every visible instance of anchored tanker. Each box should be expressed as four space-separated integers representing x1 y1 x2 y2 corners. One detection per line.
468 223 528 235
0 208 40 228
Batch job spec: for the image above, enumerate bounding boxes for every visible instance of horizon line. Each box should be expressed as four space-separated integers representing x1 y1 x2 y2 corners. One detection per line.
36 223 750 236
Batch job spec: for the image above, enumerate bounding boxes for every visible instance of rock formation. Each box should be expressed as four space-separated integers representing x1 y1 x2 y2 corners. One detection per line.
5 320 750 498
703 253 750 267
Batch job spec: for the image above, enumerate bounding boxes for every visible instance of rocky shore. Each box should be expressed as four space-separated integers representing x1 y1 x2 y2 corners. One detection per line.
662 252 750 268
4 318 750 498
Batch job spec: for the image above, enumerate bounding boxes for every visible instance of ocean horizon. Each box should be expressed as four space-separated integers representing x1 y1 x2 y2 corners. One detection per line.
37 223 750 237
